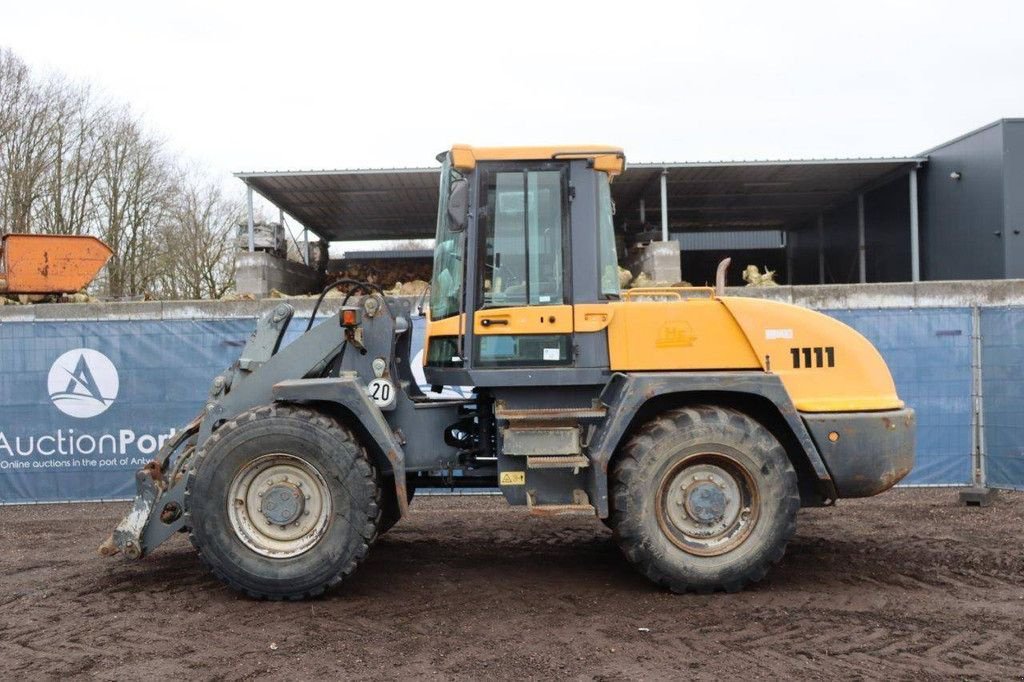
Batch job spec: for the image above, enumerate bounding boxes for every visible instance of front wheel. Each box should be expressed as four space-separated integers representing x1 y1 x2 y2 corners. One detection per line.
610 405 799 593
185 404 381 600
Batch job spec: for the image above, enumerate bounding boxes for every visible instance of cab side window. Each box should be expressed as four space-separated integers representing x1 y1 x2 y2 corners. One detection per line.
481 169 565 308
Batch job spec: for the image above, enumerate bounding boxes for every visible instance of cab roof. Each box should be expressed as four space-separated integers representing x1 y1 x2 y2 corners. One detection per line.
449 144 625 176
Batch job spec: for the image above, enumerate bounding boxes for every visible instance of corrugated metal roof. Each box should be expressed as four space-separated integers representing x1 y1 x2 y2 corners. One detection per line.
615 158 924 231
237 156 925 242
238 167 439 241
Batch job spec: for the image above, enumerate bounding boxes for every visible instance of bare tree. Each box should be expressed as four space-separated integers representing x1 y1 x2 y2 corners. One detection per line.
94 108 173 298
0 49 58 233
156 172 242 299
35 79 105 235
0 48 28 151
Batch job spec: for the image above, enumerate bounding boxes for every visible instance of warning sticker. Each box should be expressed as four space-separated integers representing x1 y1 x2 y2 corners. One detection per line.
499 471 525 485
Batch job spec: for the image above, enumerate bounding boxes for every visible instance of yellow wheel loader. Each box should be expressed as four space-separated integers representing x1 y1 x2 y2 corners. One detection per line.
102 146 914 599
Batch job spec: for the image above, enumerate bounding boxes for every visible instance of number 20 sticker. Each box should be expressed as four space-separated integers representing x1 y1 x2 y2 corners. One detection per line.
366 378 396 409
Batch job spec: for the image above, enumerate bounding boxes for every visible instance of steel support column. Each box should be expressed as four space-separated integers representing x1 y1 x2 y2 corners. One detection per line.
659 170 669 242
639 197 646 225
303 228 310 266
246 185 256 252
785 231 794 284
857 193 867 283
817 214 825 284
970 306 987 487
909 167 920 282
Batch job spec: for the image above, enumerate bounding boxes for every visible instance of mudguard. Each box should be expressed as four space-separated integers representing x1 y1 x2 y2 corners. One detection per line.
273 375 409 515
586 371 838 517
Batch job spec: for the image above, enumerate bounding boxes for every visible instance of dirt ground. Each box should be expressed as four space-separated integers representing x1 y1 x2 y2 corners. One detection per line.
1 489 1023 680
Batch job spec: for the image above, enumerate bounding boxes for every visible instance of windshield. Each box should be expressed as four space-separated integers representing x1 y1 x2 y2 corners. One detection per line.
597 173 621 297
429 155 465 320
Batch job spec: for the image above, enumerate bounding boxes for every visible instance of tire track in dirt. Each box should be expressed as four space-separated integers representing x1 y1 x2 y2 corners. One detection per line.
2 490 1023 679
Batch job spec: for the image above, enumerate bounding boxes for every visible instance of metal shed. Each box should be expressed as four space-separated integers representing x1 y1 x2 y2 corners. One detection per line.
237 154 926 286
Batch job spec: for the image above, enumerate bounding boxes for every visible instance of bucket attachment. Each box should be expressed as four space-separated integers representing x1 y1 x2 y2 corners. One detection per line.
98 417 200 559
0 234 112 294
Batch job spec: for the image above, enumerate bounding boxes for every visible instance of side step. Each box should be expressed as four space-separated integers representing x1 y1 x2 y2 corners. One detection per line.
526 454 589 470
494 401 606 424
527 490 595 517
503 426 581 456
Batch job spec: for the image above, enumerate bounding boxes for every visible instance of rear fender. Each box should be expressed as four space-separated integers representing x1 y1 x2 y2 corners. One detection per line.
588 372 836 517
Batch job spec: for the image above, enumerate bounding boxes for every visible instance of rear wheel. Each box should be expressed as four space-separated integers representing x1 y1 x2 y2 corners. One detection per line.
185 404 381 600
610 405 799 593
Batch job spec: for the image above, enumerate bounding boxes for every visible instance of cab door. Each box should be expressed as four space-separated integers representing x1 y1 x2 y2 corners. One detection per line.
472 163 573 367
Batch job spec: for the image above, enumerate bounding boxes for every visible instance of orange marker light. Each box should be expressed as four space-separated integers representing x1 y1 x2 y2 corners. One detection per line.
341 309 360 327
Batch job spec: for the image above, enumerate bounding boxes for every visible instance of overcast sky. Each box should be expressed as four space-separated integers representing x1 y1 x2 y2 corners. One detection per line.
4 0 1023 231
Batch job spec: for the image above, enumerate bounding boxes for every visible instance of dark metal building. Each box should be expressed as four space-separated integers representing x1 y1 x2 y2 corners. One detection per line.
920 119 1024 280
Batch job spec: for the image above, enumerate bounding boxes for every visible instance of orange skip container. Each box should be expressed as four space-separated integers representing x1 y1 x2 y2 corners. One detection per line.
0 234 113 294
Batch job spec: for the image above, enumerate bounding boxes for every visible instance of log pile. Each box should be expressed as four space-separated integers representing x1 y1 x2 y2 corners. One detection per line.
326 257 433 291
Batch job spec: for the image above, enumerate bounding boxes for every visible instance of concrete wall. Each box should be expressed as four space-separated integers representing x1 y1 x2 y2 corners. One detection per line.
0 296 416 324
235 251 322 297
721 279 1024 309
2 281 1022 324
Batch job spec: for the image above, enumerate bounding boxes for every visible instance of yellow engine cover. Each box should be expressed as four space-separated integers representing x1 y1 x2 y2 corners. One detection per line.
606 298 761 371
606 296 902 413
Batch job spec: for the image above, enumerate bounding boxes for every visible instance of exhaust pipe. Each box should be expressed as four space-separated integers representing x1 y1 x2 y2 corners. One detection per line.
715 257 731 296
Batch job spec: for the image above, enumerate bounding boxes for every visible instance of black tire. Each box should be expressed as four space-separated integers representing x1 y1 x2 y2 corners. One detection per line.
610 405 799 593
185 404 381 600
377 477 416 536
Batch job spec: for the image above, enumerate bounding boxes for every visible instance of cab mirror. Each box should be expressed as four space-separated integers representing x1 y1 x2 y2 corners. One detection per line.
447 178 469 232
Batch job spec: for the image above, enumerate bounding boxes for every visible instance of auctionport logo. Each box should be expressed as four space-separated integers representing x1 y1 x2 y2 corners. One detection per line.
47 349 119 419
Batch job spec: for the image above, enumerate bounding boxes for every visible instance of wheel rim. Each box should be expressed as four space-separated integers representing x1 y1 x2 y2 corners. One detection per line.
656 453 759 557
227 453 332 559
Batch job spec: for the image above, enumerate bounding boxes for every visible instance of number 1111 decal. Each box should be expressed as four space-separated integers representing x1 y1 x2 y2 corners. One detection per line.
790 346 836 369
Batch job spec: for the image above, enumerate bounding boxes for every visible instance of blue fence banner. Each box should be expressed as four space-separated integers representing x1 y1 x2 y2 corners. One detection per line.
825 308 974 486
0 319 252 503
980 307 1024 490
0 306 1020 503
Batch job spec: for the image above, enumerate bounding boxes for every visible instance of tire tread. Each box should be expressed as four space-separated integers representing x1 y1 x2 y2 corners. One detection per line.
184 403 381 600
609 404 799 594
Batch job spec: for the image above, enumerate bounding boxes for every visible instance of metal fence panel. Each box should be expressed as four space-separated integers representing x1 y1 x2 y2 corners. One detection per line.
980 307 1024 490
0 306 997 503
0 319 252 503
825 308 973 486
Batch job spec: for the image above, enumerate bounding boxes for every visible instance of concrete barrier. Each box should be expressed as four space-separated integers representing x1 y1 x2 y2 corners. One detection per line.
4 280 1021 323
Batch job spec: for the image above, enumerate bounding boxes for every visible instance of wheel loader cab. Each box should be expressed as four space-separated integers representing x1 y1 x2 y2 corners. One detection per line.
425 145 625 388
